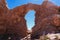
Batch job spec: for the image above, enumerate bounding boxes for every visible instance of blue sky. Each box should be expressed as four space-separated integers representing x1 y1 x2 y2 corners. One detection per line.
6 0 60 30
25 10 35 30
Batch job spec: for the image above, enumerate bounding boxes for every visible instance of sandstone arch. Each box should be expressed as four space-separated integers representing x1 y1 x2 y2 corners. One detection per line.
0 0 60 40
10 3 60 39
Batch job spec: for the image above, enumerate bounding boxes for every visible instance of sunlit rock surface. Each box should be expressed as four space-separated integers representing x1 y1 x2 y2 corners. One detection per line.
46 33 60 40
0 0 60 40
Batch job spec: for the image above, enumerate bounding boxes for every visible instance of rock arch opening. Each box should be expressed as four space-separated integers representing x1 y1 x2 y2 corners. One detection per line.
25 10 35 30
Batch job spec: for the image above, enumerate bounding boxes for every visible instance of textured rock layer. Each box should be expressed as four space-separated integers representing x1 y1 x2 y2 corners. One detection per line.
0 0 60 40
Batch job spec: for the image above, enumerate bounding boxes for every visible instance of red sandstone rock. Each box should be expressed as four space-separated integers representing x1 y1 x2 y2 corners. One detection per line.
0 0 60 40
31 1 60 39
0 0 28 39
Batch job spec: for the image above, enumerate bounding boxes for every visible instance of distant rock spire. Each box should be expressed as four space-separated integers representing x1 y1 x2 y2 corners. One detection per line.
0 0 8 9
42 0 56 8
0 0 6 7
44 0 49 1
1 0 6 5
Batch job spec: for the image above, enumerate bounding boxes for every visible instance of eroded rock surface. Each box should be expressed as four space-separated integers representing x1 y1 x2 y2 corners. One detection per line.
0 0 60 40
31 1 60 39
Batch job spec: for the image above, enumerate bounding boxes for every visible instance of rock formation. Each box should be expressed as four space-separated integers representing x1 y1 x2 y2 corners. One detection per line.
0 0 60 40
0 0 28 40
31 1 60 39
0 0 8 34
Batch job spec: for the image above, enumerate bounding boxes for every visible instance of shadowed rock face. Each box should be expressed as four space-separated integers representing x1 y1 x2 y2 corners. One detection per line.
0 0 8 34
31 1 60 39
0 0 28 40
0 0 60 40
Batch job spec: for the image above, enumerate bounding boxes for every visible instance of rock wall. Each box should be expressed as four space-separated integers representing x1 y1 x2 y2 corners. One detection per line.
0 0 60 40
11 2 60 39
0 0 8 34
31 1 60 39
0 0 28 40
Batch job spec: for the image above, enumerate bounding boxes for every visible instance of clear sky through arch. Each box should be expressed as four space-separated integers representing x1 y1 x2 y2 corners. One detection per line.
25 10 35 30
